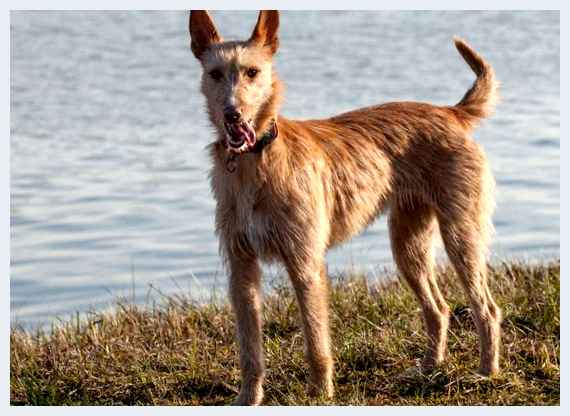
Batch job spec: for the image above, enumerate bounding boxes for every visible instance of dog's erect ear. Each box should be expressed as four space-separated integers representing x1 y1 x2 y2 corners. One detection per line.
189 11 222 59
249 10 279 54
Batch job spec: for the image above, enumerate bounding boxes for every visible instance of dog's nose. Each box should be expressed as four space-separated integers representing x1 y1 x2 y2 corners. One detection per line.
224 108 241 123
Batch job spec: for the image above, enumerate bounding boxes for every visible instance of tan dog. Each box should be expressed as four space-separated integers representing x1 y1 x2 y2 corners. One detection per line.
189 10 502 405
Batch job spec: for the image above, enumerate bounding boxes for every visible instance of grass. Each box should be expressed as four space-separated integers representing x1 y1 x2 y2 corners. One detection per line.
10 260 559 405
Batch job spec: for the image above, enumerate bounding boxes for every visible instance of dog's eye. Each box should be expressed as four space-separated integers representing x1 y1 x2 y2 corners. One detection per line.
209 69 223 81
246 68 259 79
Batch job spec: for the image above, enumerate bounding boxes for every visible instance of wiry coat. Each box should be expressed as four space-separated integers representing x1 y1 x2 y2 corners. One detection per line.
190 10 502 405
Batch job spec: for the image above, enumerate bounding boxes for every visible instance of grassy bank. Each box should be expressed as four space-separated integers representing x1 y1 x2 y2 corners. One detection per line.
10 260 559 405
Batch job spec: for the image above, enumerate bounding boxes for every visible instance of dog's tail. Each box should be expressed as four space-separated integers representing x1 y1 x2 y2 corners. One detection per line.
453 37 498 127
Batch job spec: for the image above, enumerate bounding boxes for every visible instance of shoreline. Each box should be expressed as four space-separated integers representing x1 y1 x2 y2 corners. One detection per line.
11 252 561 332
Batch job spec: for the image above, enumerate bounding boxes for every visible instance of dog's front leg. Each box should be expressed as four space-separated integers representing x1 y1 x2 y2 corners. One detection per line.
287 260 334 400
228 253 264 405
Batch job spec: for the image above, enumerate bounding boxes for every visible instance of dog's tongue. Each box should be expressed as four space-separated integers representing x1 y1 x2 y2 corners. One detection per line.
234 123 256 147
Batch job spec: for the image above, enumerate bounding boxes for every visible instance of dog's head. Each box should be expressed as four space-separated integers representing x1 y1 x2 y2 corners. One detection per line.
189 11 281 154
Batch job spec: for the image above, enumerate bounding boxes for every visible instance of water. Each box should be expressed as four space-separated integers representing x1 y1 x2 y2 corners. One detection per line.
10 11 560 329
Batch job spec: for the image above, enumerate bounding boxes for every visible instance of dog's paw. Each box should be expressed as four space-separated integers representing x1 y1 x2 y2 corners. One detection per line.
232 396 262 406
232 386 264 406
477 364 500 378
307 379 334 402
465 369 499 383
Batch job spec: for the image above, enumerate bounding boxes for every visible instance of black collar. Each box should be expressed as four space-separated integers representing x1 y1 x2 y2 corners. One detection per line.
250 119 278 154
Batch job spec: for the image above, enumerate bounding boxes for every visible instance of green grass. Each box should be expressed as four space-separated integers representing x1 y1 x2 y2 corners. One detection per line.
10 260 559 405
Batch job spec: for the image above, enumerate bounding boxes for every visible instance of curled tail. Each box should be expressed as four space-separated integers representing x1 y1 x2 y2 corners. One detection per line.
453 37 499 127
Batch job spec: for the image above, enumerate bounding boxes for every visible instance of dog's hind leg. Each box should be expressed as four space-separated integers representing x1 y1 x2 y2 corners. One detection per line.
437 210 501 376
228 252 265 405
389 202 450 370
287 259 334 400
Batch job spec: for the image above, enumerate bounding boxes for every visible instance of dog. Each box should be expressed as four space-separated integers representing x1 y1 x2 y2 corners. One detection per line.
189 10 502 405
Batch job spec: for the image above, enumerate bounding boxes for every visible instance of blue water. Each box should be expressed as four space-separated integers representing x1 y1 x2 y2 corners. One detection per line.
10 11 559 329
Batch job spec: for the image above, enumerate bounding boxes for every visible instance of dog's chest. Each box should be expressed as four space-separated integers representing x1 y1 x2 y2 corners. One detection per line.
222 180 278 255
238 191 270 244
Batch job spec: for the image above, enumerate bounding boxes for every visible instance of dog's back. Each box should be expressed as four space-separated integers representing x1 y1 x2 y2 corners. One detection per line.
231 36 498 251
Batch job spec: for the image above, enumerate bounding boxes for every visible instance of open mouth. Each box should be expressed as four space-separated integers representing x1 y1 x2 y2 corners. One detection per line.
224 120 257 153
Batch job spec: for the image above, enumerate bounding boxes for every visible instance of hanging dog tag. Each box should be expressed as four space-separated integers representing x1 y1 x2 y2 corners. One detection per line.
225 153 237 173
